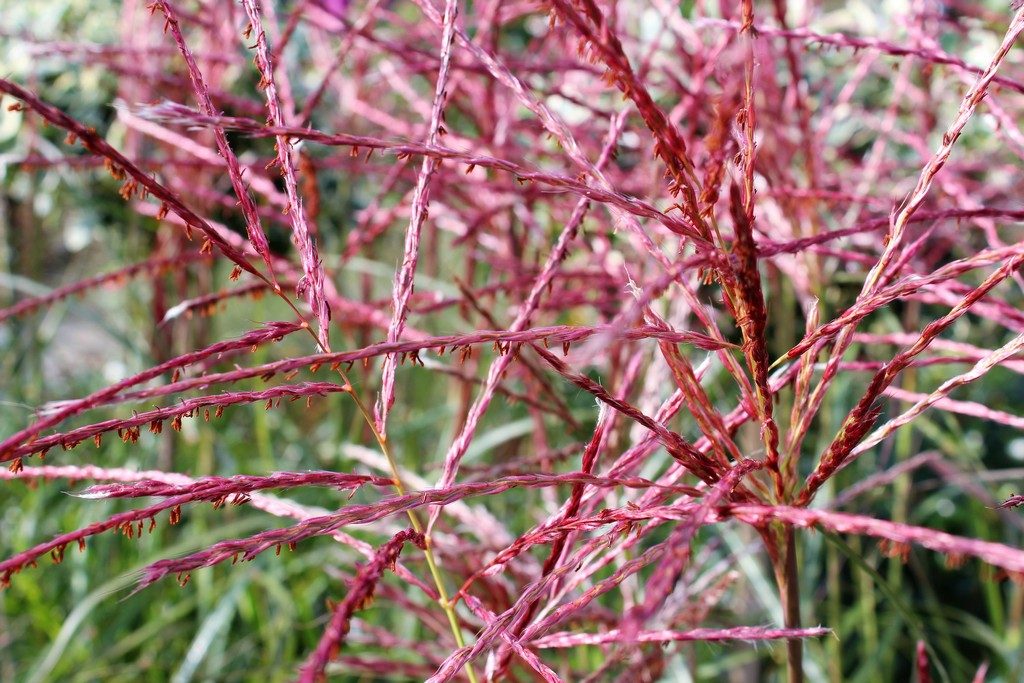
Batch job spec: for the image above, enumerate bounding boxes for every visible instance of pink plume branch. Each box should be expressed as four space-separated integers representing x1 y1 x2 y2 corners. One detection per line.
77 471 391 500
440 498 1024 679
530 625 831 649
725 504 1024 574
109 491 1020 677
916 641 932 683
159 282 283 324
855 333 1024 454
0 472 383 588
459 594 563 683
444 480 764 682
96 324 727 414
5 382 347 463
0 492 195 589
489 381 624 671
530 344 719 484
240 0 332 350
701 18 1024 96
783 8 1024 469
799 248 1024 505
10 2 1024 678
148 1 279 285
0 321 302 463
646 308 741 468
0 79 265 284
133 473 697 590
296 529 425 683
727 186 782 492
133 104 707 244
785 242 1024 363
546 0 706 233
514 502 1024 647
1 464 428 595
426 111 628 529
0 471 376 588
1 464 193 485
621 460 762 638
408 0 682 267
0 253 212 324
376 0 459 432
456 401 708 590
434 490 764 682
862 6 1024 297
0 471 423 593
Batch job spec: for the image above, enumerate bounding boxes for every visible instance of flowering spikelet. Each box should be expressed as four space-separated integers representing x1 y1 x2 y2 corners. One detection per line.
239 0 331 349
376 0 459 433
726 185 781 489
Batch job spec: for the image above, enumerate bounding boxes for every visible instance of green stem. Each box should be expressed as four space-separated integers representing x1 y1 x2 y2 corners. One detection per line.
341 374 479 683
276 298 477 681
782 527 804 683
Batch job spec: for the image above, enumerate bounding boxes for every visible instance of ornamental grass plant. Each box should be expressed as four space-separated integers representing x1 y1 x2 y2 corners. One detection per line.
4 1 1024 681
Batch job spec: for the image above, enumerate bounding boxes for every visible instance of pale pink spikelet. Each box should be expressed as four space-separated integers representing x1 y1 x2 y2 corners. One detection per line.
996 495 1024 510
148 1 279 285
377 0 459 432
240 0 331 349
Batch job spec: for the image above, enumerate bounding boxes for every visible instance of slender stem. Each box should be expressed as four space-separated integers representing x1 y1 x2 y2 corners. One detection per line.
341 372 479 683
782 527 804 683
826 538 842 683
273 281 478 681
